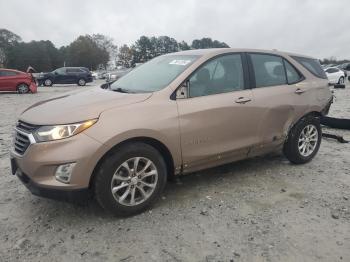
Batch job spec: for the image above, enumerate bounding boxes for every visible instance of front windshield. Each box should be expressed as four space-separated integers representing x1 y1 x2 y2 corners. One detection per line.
110 55 199 93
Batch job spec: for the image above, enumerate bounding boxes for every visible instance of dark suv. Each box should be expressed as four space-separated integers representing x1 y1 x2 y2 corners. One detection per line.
37 67 93 86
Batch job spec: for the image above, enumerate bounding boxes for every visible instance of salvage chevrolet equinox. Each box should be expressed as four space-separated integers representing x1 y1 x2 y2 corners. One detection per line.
11 49 333 216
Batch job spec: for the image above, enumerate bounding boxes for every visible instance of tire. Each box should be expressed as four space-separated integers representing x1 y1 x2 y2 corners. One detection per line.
77 78 86 86
94 142 167 216
17 83 29 94
283 116 321 164
44 79 53 86
338 76 345 84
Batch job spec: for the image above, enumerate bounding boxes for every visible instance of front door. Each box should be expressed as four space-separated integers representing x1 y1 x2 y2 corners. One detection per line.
53 68 67 84
176 53 260 173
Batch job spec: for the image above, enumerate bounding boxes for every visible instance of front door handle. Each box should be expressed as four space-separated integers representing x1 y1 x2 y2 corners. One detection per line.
235 97 252 104
295 88 305 94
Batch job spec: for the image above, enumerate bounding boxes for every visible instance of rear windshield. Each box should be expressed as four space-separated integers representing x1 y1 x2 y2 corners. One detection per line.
291 56 327 79
110 55 199 93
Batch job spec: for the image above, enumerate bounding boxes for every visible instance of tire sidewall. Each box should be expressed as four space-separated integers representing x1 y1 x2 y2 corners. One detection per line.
284 116 322 164
94 143 167 216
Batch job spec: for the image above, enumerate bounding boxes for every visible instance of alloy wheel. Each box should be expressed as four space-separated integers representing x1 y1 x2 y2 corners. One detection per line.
17 84 29 93
110 157 158 206
298 124 318 157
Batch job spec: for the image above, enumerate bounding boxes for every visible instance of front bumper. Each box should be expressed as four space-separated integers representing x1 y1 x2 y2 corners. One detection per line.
10 131 107 196
14 165 91 202
29 82 37 93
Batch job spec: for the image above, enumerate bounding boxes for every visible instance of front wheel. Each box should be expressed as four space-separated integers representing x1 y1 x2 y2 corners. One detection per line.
94 142 167 216
44 79 53 86
283 116 321 164
17 83 29 94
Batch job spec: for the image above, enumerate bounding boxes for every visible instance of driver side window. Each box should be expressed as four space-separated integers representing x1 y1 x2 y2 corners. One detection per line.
188 54 244 98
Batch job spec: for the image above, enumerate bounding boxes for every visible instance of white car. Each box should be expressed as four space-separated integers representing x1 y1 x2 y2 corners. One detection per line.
324 67 345 84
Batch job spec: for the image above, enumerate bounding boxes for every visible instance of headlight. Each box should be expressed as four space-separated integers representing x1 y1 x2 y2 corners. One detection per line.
33 119 97 142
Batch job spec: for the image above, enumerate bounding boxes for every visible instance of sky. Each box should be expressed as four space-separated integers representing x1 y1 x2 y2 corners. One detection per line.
0 0 348 59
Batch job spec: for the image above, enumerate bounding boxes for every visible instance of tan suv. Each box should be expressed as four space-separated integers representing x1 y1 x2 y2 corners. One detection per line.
10 48 332 215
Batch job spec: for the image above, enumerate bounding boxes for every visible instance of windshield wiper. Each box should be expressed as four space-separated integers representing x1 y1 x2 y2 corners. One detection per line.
113 87 131 93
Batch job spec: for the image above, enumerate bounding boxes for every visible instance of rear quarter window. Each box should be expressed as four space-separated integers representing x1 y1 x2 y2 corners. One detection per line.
291 56 327 79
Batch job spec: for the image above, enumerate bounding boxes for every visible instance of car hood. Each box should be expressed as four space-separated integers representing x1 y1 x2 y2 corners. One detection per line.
20 87 152 125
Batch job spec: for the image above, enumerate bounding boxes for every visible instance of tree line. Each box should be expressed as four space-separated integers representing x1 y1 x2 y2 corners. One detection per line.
0 28 229 72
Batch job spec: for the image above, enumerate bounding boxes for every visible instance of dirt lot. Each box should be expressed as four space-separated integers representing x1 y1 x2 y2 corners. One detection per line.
0 80 349 262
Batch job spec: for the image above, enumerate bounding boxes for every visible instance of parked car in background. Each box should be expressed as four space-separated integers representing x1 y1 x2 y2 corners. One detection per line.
36 67 93 86
105 68 132 82
0 69 37 93
11 48 332 216
338 63 350 78
324 67 345 84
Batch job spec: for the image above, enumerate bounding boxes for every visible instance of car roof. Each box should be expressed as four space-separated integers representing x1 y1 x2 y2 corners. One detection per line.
0 68 26 74
167 48 316 59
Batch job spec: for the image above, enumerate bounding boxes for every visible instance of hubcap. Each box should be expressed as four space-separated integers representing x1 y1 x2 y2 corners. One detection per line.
298 125 318 157
111 157 158 206
339 77 344 84
45 79 51 85
79 79 85 85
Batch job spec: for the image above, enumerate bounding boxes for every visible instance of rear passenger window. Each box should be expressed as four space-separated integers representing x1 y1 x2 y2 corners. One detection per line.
291 56 327 79
284 60 303 84
250 54 287 88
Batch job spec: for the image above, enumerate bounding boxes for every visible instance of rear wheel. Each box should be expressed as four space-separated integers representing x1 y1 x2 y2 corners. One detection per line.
17 83 29 94
283 116 321 164
78 78 86 86
338 76 345 84
94 142 167 216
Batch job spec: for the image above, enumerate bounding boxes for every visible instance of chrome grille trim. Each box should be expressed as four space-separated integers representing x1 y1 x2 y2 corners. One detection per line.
12 125 37 156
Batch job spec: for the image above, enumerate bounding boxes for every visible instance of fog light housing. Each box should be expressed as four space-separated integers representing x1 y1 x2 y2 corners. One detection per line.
55 163 76 184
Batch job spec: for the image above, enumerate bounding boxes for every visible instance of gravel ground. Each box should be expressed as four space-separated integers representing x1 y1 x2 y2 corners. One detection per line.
0 80 349 262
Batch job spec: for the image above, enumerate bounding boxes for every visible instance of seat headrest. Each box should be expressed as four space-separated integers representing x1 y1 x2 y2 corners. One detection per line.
196 68 210 83
273 65 284 76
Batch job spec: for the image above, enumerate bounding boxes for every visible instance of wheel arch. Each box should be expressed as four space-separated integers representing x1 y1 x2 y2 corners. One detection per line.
286 110 322 137
88 136 175 189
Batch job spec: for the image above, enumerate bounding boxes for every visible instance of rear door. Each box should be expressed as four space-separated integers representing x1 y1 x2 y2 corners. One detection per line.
247 53 305 156
66 68 80 83
176 53 261 172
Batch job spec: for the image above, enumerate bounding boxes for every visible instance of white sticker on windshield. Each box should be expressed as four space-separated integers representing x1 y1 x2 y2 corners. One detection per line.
169 59 192 66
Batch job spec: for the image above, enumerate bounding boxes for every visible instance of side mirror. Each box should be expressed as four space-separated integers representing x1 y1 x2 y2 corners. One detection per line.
54 72 58 75
176 80 189 99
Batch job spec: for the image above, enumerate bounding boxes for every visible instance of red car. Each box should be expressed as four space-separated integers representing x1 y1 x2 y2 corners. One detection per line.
0 69 37 93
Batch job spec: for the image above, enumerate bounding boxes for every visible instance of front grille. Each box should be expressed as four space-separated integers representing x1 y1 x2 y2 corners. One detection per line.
14 131 31 155
16 121 38 132
13 121 38 155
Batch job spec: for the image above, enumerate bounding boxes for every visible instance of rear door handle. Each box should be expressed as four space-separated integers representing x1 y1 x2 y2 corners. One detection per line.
295 88 305 94
235 97 252 104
